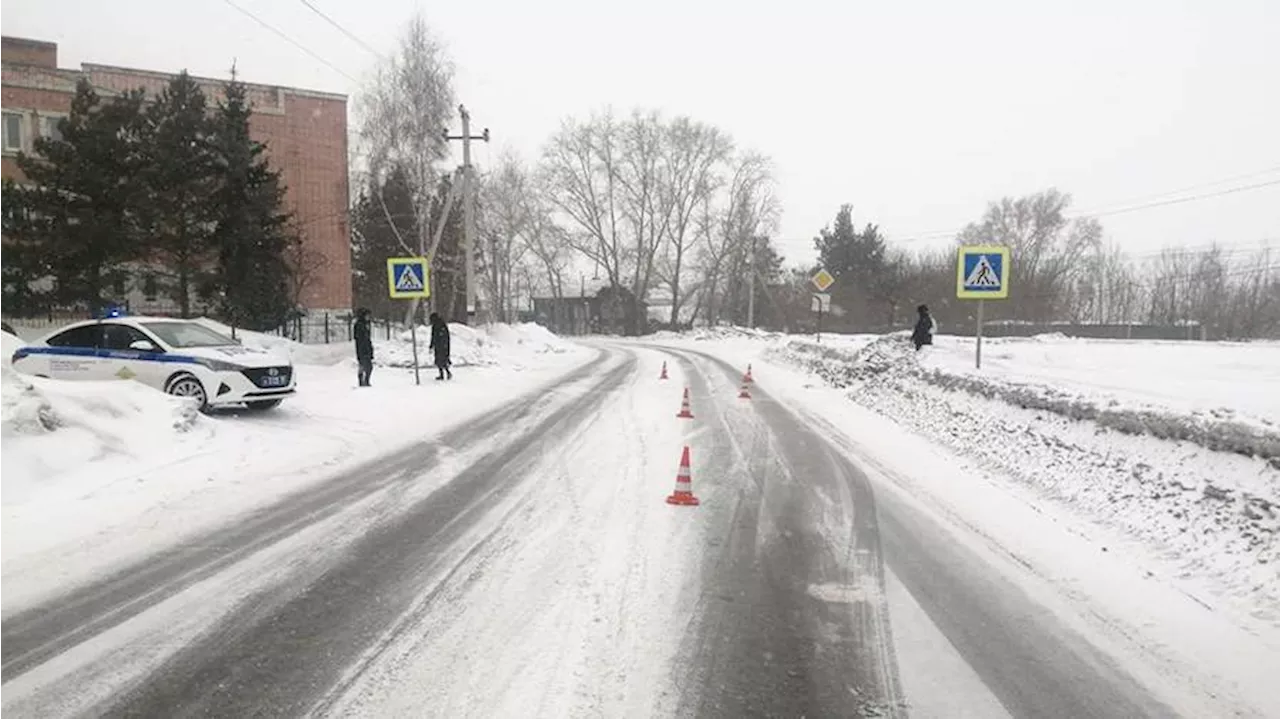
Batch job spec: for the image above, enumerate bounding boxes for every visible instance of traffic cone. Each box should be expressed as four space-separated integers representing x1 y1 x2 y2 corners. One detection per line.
738 382 751 399
744 364 754 383
666 446 700 506
676 387 694 419
659 361 669 380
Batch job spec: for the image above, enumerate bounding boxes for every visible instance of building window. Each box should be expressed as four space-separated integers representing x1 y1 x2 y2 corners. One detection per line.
39 115 64 143
143 275 158 301
2 112 24 153
113 275 127 297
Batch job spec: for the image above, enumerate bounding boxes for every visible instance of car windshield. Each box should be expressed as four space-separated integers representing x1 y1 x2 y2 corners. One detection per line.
142 322 237 349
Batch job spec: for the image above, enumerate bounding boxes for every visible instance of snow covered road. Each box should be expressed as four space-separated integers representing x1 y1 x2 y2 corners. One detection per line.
3 339 1273 717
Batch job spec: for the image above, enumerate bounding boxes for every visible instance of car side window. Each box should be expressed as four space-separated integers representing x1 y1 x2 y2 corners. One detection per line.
102 325 158 352
46 325 103 349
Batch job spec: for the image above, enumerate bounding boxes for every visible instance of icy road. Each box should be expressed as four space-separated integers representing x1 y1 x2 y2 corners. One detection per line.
0 343 1268 717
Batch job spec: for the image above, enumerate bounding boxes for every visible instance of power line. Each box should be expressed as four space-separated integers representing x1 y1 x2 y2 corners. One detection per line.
886 166 1280 245
1078 178 1280 220
297 0 382 58
221 0 358 83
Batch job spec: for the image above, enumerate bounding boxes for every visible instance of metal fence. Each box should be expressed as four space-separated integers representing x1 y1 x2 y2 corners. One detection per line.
269 313 404 345
2 312 406 345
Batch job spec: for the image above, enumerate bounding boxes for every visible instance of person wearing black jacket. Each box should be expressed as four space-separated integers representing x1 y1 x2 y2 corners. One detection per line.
428 312 452 380
354 308 374 387
911 304 937 351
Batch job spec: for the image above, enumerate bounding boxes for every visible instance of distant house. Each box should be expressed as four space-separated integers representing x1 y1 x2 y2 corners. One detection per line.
532 284 648 336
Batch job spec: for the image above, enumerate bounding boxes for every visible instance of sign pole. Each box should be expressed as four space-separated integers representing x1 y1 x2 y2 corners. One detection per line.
410 322 421 385
975 299 984 369
817 302 823 343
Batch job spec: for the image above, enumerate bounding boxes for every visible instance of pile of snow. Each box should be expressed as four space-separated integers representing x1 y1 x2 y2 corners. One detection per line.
193 318 351 366
769 334 1280 616
378 322 572 370
1 365 206 504
646 325 782 343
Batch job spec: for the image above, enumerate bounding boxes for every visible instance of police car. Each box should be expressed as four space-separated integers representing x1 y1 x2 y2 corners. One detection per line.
10 315 296 411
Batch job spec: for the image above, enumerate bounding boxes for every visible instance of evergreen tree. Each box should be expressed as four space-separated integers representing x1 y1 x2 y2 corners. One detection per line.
351 165 419 319
813 204 889 328
144 71 219 317
3 79 149 316
209 69 294 330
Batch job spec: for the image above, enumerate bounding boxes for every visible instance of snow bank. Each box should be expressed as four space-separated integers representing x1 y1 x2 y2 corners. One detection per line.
778 335 1280 465
647 326 782 343
193 318 351 366
1 365 206 504
768 334 1280 616
378 322 573 370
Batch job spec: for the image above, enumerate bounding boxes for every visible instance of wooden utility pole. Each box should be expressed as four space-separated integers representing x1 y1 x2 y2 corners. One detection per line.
444 104 489 322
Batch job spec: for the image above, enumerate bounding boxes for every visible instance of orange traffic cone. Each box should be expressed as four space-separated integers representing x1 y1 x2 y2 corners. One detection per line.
738 382 751 399
659 361 669 380
676 387 694 419
666 446 700 506
744 364 754 383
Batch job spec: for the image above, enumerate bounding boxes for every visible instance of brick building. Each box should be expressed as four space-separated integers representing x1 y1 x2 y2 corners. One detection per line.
1 35 351 314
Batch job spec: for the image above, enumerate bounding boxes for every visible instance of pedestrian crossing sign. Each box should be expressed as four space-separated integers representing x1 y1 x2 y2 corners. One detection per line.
957 246 1010 299
387 257 431 299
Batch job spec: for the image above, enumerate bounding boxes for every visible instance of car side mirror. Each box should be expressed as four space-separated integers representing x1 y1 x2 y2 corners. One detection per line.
129 339 157 352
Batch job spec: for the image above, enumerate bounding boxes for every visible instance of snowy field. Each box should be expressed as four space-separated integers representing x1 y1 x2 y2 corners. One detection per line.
1 322 594 611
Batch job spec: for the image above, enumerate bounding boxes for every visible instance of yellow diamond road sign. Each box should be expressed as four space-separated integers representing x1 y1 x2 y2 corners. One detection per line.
811 268 835 292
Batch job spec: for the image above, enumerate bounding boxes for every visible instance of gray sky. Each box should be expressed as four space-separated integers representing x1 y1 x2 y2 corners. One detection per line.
5 0 1278 265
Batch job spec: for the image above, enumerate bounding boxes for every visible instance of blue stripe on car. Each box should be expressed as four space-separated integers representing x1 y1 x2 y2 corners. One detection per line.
12 346 204 364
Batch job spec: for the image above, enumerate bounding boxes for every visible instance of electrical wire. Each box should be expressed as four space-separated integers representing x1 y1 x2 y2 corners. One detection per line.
297 0 382 58
221 0 358 83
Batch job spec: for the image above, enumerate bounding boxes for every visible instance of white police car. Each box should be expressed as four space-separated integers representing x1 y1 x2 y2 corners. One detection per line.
10 315 296 411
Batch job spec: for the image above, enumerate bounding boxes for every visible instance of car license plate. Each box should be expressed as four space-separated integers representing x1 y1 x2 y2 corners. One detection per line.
262 375 288 387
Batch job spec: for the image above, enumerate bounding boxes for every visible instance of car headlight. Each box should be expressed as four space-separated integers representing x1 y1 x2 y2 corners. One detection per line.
194 357 245 372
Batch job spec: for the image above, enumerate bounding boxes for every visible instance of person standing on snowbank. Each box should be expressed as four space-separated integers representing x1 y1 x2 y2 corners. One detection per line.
354 308 374 387
428 312 452 380
912 304 937 351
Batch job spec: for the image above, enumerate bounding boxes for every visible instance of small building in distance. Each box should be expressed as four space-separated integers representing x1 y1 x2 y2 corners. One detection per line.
1 35 351 315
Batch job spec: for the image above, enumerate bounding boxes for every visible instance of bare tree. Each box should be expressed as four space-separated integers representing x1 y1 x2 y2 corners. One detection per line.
476 150 534 321
655 118 732 326
957 189 1099 321
541 112 626 288
358 14 455 257
694 152 778 326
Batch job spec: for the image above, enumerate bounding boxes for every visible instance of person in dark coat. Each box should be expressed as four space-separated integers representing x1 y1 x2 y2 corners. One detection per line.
911 304 937 351
354 308 374 387
428 312 452 380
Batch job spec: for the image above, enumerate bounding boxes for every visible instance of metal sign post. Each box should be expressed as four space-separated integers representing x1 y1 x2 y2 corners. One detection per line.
976 299 984 369
956 246 1009 370
387 257 432 386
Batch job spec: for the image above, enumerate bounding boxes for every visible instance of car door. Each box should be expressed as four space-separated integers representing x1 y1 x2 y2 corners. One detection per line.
42 324 106 380
100 323 167 390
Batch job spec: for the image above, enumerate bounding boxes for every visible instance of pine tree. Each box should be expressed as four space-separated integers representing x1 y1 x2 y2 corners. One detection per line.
351 165 420 319
144 71 219 317
209 69 294 330
3 79 149 316
813 204 888 328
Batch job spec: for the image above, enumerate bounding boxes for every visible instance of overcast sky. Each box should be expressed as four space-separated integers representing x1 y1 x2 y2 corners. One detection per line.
5 0 1278 265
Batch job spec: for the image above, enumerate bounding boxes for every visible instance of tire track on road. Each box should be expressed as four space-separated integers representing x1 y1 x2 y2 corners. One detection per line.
1 351 610 684
92 350 636 718
653 346 905 719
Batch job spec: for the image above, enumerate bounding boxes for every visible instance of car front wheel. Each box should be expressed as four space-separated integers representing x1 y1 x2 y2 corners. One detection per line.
165 372 209 411
244 399 282 411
